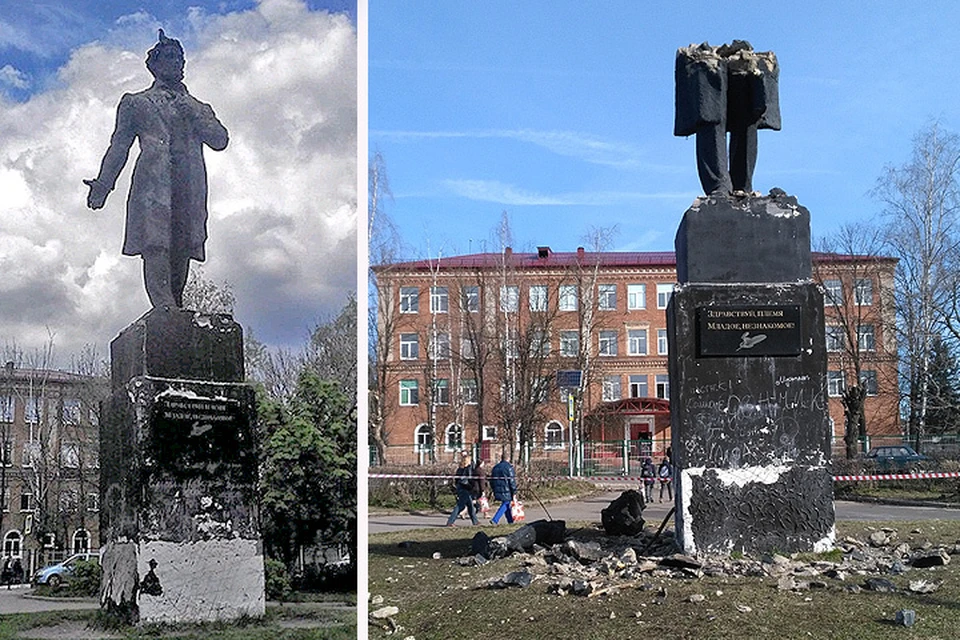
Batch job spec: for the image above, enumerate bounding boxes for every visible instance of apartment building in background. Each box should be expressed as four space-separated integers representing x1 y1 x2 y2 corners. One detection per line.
371 247 899 466
0 364 106 577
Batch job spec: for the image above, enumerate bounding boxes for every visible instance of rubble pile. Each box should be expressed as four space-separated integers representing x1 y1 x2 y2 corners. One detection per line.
464 524 958 598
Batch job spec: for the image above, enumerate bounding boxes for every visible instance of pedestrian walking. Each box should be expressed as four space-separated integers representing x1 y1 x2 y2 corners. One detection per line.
490 452 518 525
640 457 656 503
473 458 489 518
446 455 479 526
658 457 673 502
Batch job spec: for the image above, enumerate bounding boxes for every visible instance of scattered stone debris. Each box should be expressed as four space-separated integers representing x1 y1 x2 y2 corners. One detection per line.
601 490 646 536
895 609 916 627
431 552 442 560
452 522 956 601
370 606 399 619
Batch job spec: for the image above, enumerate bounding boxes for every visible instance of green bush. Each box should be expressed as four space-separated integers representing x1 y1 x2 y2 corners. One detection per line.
64 559 101 597
264 557 292 601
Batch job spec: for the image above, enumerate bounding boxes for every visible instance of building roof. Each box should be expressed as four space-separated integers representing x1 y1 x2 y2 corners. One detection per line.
374 248 897 273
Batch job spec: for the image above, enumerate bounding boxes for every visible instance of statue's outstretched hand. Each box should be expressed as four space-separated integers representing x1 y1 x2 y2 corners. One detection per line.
83 178 109 210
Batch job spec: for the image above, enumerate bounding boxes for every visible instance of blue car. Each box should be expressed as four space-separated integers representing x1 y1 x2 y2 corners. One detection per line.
864 445 931 472
34 552 99 589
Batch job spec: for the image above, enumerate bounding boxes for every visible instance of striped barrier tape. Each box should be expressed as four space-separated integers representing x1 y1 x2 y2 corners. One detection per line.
370 471 960 482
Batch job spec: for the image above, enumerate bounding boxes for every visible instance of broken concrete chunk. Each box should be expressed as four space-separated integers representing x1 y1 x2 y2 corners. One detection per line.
601 490 646 536
908 579 942 594
660 554 702 571
863 577 897 592
912 549 950 568
371 606 399 619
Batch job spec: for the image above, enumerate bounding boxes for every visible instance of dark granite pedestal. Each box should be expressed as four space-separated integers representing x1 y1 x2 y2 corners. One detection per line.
667 192 835 554
100 308 264 623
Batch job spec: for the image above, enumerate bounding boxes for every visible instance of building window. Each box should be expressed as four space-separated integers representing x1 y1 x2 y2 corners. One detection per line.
827 371 845 397
559 284 578 311
529 285 548 312
529 329 550 358
825 325 844 352
598 284 617 310
501 331 519 359
627 329 648 356
400 286 419 313
482 425 497 441
460 379 478 404
1 439 12 466
429 332 450 360
854 278 873 305
62 398 81 425
461 335 476 360
544 421 564 450
858 325 876 351
657 329 668 355
414 424 433 452
461 286 479 312
823 279 842 306
433 379 450 405
73 529 91 554
444 424 463 452
430 286 449 313
399 380 419 406
656 283 674 309
21 441 39 468
602 375 621 401
655 374 670 399
0 396 12 422
560 331 579 357
627 284 646 310
598 330 618 356
3 531 22 558
24 399 40 424
59 489 79 513
60 443 81 469
629 375 648 398
1 487 9 513
500 285 519 312
20 492 32 512
860 370 878 396
400 333 419 360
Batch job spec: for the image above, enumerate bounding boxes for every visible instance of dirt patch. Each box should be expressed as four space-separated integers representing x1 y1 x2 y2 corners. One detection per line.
16 621 123 640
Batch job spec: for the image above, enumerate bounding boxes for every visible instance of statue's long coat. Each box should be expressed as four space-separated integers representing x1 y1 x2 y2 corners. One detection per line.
94 81 228 261
674 52 781 137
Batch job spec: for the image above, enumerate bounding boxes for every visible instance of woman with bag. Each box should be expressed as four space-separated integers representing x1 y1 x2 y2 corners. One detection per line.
658 457 673 502
640 457 656 503
473 458 490 518
446 455 479 526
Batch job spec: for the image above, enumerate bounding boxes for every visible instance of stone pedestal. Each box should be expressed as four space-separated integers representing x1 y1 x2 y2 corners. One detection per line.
100 308 264 623
667 192 835 554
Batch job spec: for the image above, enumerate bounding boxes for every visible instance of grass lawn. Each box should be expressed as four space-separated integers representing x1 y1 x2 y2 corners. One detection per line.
369 520 960 640
0 600 355 640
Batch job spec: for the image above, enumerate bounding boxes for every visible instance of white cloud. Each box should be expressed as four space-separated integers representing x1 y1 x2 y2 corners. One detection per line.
0 65 28 89
443 178 696 206
0 0 357 361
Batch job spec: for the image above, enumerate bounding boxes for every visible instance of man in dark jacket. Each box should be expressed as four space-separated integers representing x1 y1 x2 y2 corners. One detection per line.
489 453 518 525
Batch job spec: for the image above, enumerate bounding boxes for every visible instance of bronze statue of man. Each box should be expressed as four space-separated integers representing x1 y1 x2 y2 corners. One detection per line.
674 40 780 195
85 30 228 308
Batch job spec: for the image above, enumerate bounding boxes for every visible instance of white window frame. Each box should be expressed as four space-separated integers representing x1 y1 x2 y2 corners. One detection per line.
825 325 845 352
858 324 876 351
430 286 449 313
72 529 91 554
0 396 13 422
627 329 648 356
823 279 842 306
854 278 873 305
1 439 12 467
500 285 519 312
62 398 81 425
544 421 565 450
86 492 99 512
482 425 498 441
560 331 579 357
60 442 81 469
628 374 648 398
529 329 550 358
460 379 479 404
461 335 476 360
399 333 419 360
19 492 33 513
655 374 670 399
399 380 419 406
602 375 621 401
444 423 463 452
433 379 450 405
598 330 618 357
414 424 433 452
827 371 845 397
559 284 578 311
860 369 878 396
627 283 646 310
400 287 419 313
656 283 674 309
657 329 668 355
3 531 22 558
529 285 548 312
429 332 450 360
461 286 479 312
597 284 617 311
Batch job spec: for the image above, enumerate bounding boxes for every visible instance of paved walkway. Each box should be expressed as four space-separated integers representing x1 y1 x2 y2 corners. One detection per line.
0 585 98 615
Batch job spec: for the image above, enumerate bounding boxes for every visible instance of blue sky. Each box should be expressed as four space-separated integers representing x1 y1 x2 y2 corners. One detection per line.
369 1 960 259
0 0 356 362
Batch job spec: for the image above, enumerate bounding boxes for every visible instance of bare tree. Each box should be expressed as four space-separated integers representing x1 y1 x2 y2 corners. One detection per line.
814 223 896 458
181 267 236 315
875 122 960 451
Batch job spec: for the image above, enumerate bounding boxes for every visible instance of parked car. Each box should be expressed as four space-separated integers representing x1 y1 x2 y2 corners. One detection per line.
863 445 931 472
34 552 99 589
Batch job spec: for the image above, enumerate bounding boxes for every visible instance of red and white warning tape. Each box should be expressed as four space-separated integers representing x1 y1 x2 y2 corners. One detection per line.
370 471 960 482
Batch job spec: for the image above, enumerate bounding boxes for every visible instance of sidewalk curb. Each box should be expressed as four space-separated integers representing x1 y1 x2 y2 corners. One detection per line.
841 495 960 509
21 593 98 603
